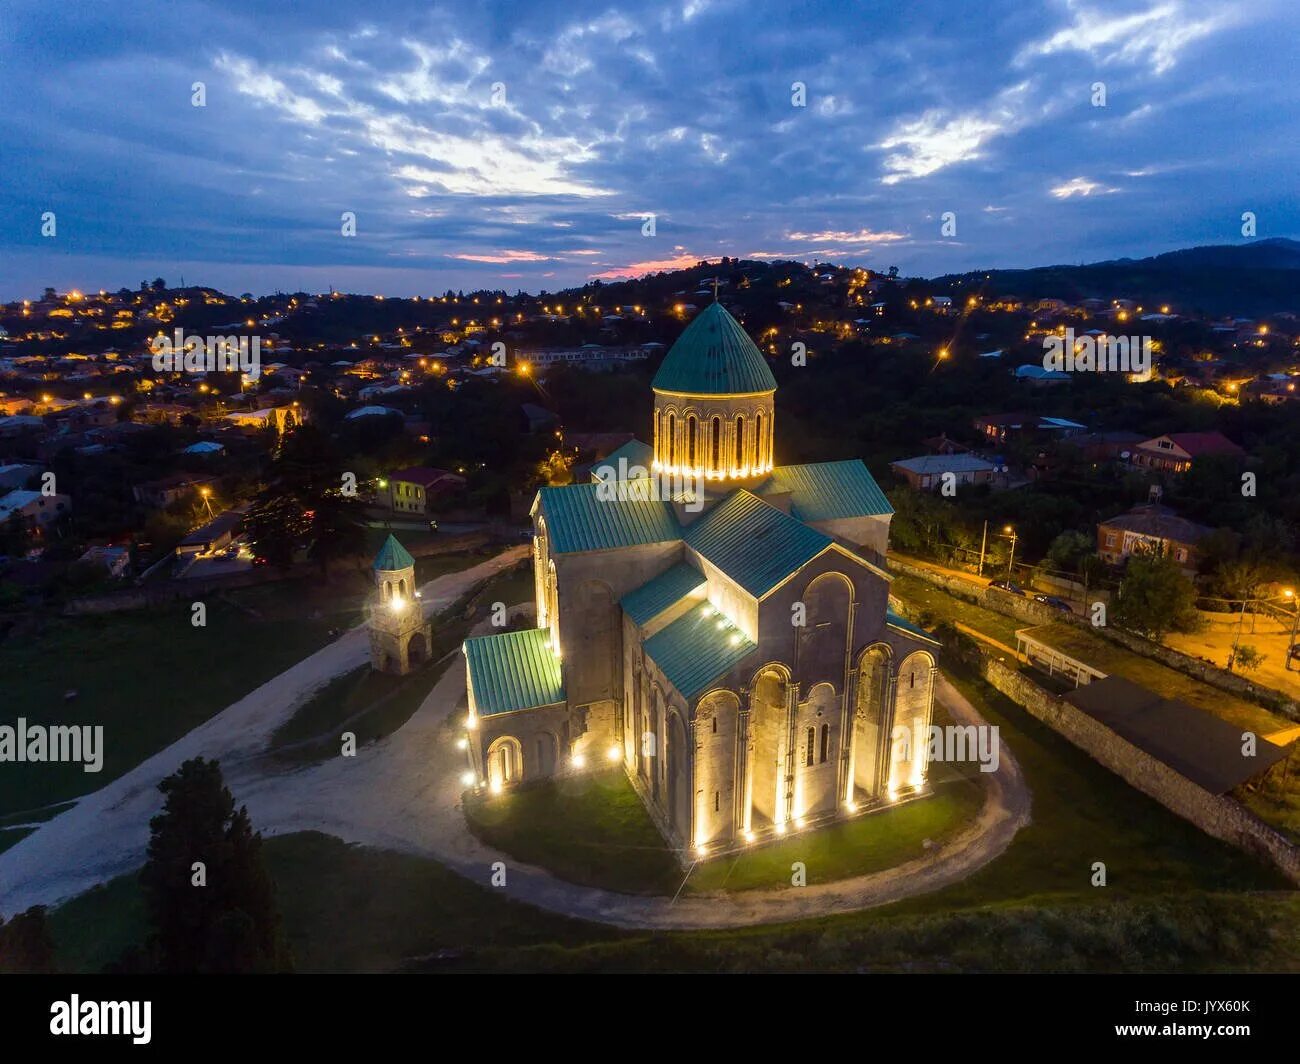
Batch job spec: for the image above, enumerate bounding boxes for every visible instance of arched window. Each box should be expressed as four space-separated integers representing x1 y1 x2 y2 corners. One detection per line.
820 723 830 764
755 412 765 465
382 581 391 601
710 416 722 469
666 413 676 466
654 409 661 459
714 791 720 812
711 716 717 734
398 578 407 598
735 415 746 468
805 726 815 767
686 415 698 466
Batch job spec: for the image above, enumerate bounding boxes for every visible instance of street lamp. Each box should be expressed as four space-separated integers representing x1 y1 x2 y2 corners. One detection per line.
1284 589 1299 672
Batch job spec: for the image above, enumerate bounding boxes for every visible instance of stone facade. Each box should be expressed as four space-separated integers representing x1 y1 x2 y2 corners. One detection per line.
462 303 942 859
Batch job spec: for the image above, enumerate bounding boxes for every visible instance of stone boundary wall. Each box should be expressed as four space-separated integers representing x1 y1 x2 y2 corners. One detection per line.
889 555 1298 720
982 655 1300 885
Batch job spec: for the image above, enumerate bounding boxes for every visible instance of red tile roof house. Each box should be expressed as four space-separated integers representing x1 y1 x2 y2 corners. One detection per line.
1129 431 1244 475
1096 504 1215 571
385 466 466 515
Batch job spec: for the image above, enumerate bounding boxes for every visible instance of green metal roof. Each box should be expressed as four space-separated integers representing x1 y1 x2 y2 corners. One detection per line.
886 609 941 645
372 533 415 572
589 438 654 483
620 561 706 627
464 627 565 716
762 459 894 521
684 489 832 597
643 602 757 700
537 480 680 554
652 303 778 396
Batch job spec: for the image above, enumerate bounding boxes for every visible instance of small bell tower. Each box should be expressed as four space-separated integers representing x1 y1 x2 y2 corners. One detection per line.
368 534 432 674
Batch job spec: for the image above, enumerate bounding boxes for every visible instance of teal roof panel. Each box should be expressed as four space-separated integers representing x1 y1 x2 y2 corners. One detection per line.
620 561 706 627
373 533 415 572
652 303 778 396
643 602 757 700
589 438 654 483
762 460 894 521
538 480 681 554
684 489 832 597
464 627 565 716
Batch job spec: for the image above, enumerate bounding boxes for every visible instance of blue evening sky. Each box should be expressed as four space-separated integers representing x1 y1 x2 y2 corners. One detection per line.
0 0 1294 298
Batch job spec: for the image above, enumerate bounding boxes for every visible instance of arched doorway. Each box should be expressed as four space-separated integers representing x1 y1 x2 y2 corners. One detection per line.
406 631 427 668
486 736 523 789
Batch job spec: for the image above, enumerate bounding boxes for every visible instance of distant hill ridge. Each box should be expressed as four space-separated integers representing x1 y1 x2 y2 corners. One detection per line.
938 239 1300 317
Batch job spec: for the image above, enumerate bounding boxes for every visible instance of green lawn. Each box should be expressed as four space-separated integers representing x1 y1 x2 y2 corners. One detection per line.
690 779 984 892
465 768 986 896
48 831 619 974
44 828 1300 974
879 667 1288 916
890 573 1023 648
0 599 335 818
0 552 494 818
465 770 683 895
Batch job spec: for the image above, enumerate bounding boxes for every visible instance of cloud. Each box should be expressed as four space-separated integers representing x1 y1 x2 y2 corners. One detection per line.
786 228 908 243
375 39 493 107
216 54 329 125
876 83 1033 184
215 50 611 199
543 12 641 76
589 247 704 278
449 250 554 263
1050 176 1120 198
1016 2 1231 75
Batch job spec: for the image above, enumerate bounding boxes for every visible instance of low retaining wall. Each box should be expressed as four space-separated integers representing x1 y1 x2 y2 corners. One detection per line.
982 655 1300 885
890 555 1297 720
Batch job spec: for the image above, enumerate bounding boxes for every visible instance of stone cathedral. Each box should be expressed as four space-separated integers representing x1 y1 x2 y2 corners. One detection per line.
463 302 940 858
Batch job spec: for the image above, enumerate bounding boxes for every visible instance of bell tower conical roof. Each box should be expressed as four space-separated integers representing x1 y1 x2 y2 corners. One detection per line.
373 533 415 572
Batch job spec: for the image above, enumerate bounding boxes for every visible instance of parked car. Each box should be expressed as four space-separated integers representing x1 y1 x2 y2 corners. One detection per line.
988 579 1026 596
1033 594 1074 614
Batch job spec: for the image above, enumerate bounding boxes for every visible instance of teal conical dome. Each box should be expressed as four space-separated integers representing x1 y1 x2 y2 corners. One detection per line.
652 303 777 396
373 533 415 572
